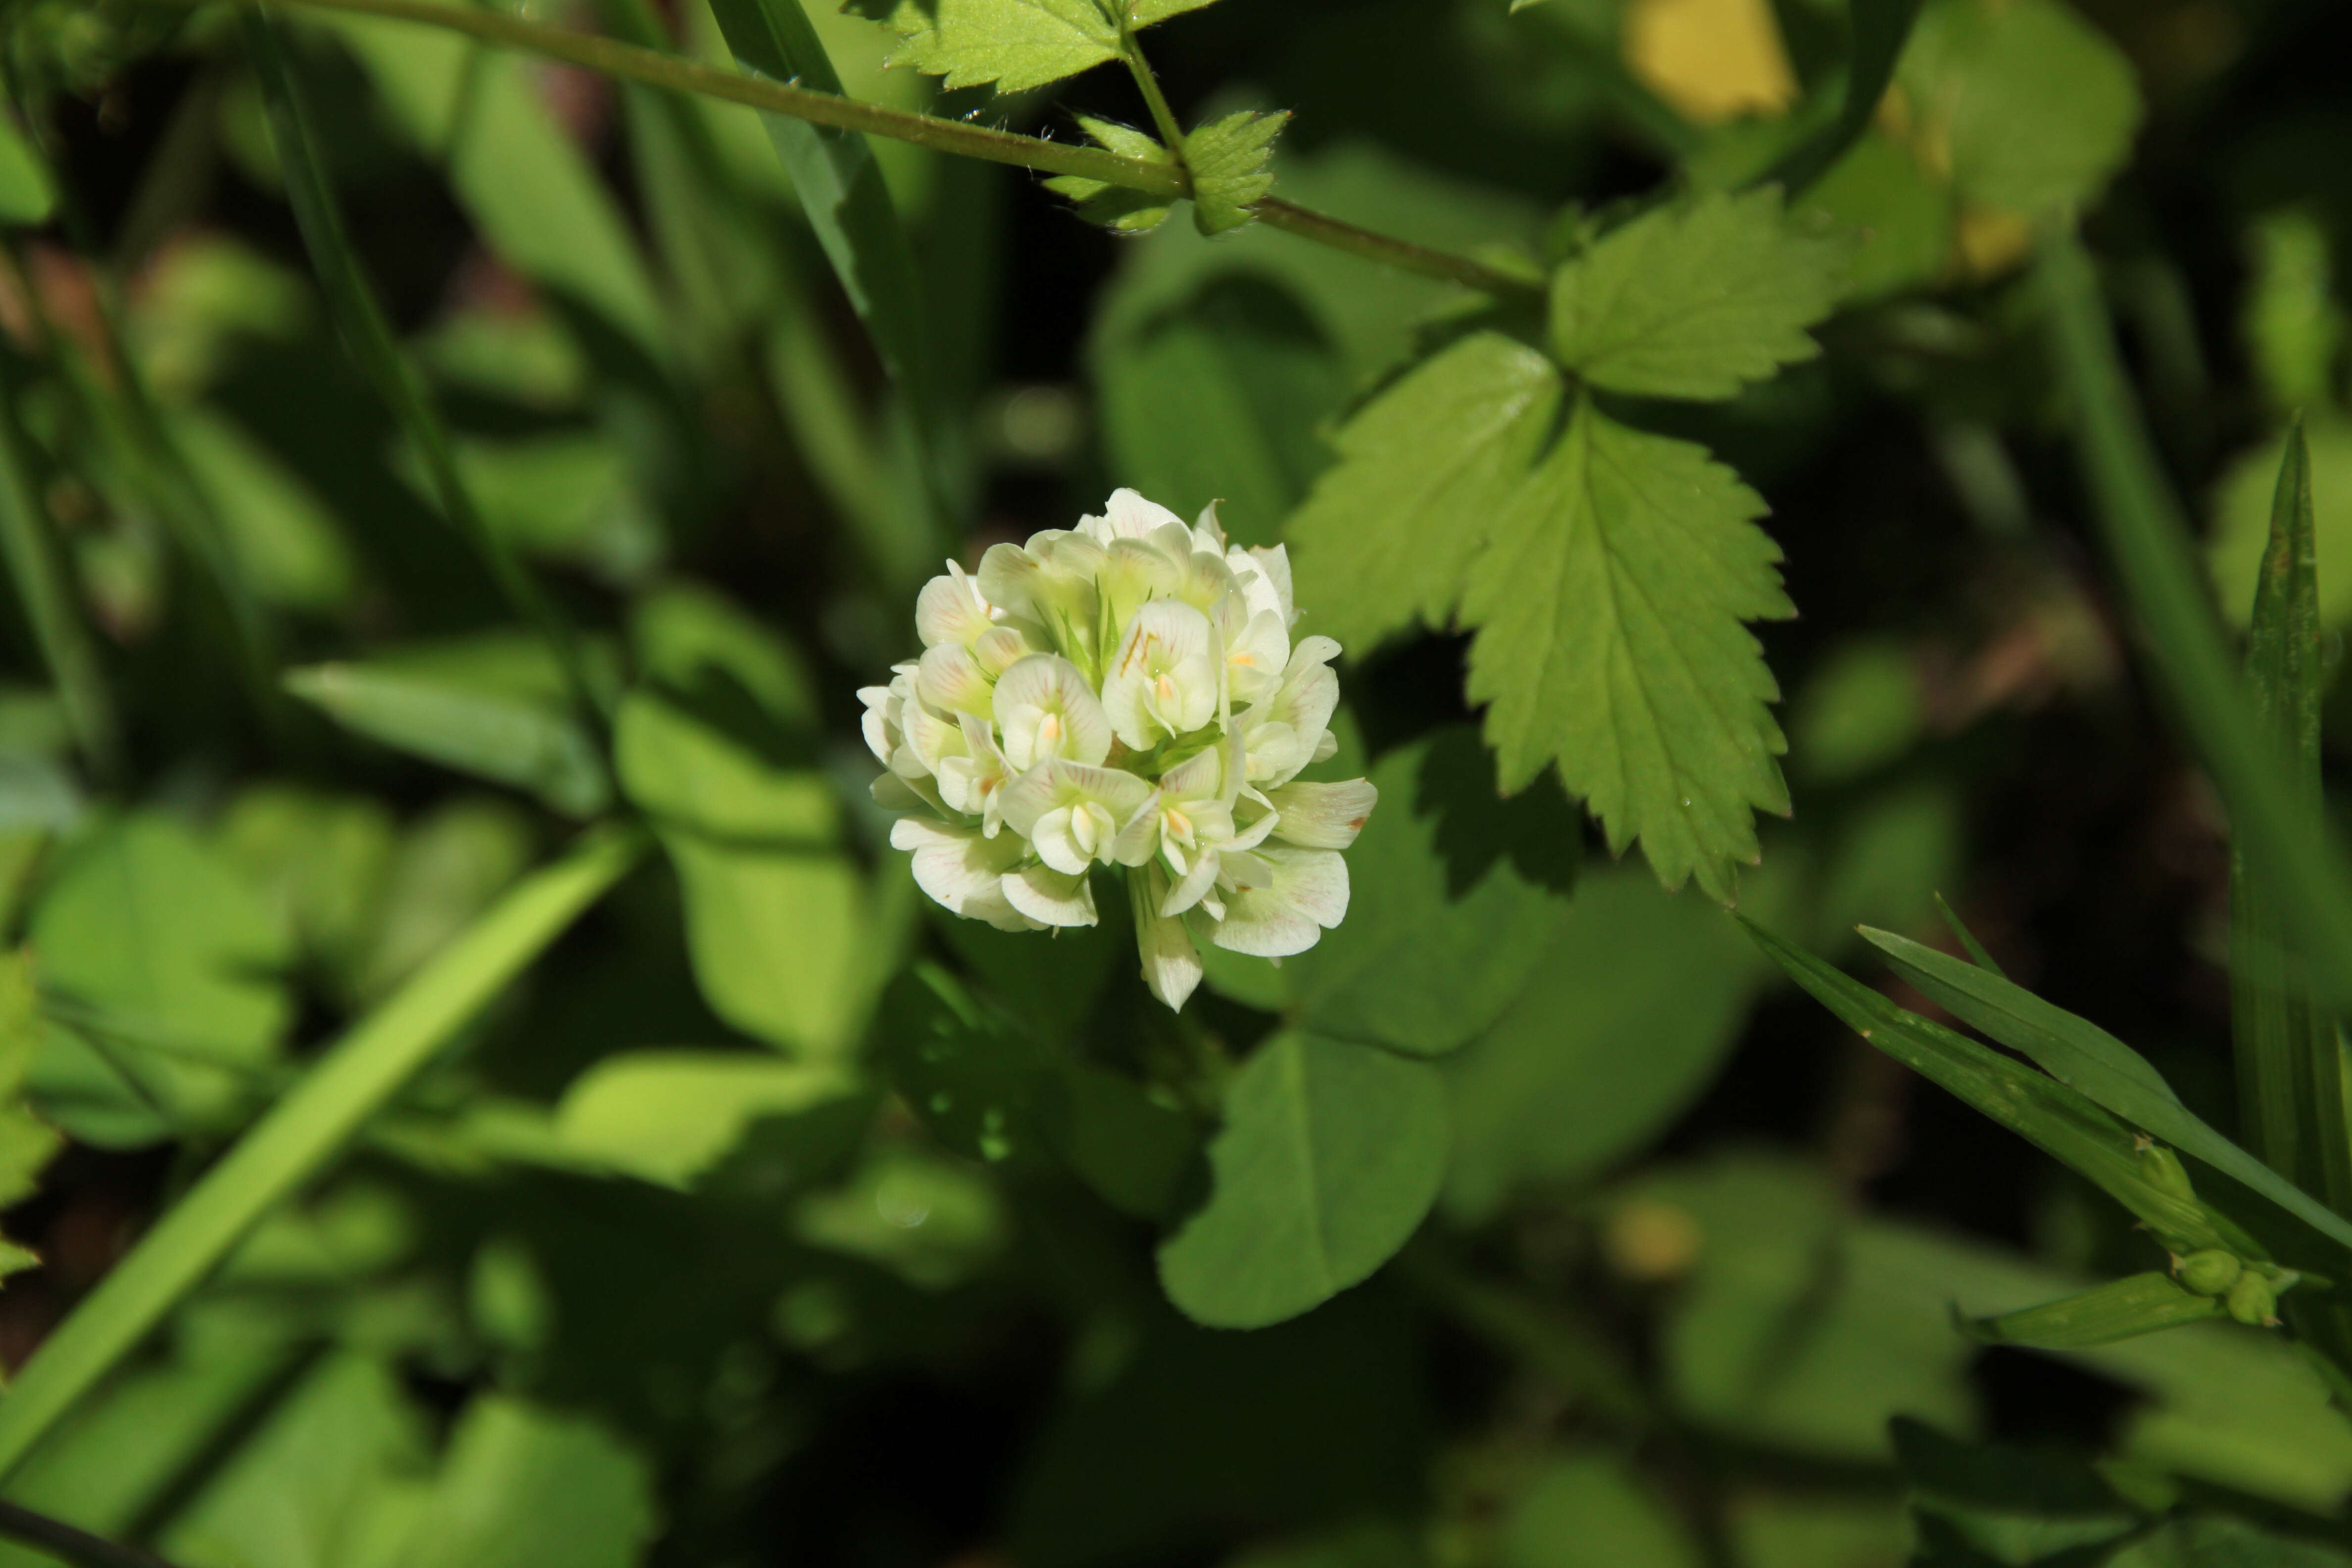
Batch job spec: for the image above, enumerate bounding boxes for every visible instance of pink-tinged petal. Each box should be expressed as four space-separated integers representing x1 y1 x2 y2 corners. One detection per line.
1103 600 1218 751
993 654 1113 770
917 642 992 717
1129 868 1204 1011
1210 847 1349 957
1003 863 1098 928
1265 778 1378 849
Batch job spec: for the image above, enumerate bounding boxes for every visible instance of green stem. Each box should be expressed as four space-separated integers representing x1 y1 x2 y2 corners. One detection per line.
2039 228 2352 1014
0 346 120 784
243 7 613 725
1117 8 1188 154
223 0 1539 301
0 827 643 1483
0 1499 188 1568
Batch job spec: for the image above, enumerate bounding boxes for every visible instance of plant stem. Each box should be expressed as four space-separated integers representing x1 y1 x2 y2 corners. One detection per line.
0 826 643 1483
1117 8 1188 154
222 0 1540 301
2039 227 2352 1015
0 1500 189 1568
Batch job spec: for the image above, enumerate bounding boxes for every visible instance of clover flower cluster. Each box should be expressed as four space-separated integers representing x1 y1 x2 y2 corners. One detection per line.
861 490 1377 1010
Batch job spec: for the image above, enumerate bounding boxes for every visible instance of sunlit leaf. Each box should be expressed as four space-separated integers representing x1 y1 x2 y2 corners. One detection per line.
1187 110 1287 235
554 1050 867 1189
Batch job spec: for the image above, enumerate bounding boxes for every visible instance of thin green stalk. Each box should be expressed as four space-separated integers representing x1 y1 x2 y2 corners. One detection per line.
1116 9 1187 155
242 7 612 725
2039 230 2352 1017
0 827 641 1483
221 0 1540 302
0 348 119 784
0 1500 187 1568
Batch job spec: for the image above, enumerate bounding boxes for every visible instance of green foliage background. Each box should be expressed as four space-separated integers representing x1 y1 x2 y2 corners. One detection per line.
0 0 2348 1564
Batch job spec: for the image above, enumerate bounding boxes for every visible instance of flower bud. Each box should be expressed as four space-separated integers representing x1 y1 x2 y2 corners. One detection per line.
2175 1249 2242 1296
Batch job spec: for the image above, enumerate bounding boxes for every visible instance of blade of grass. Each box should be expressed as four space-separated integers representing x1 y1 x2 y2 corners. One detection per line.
2231 421 2347 1209
1934 891 2007 977
1761 0 1926 195
243 7 611 725
1959 1271 2227 1350
2039 229 2352 1015
701 0 959 558
0 826 642 1483
1743 918 2258 1261
0 348 119 784
1861 926 2352 1263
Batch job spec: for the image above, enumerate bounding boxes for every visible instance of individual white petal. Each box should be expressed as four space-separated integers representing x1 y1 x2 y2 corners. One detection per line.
1238 543 1296 627
902 700 969 776
890 817 1036 930
1111 791 1163 866
856 684 899 766
1170 544 1239 614
1000 760 1155 861
1103 600 1219 751
917 641 992 717
1221 607 1290 707
1265 778 1377 848
976 543 1044 620
1158 745 1223 803
1129 867 1203 1011
1241 641 1341 786
1099 537 1180 634
993 654 1113 771
972 623 1041 677
1192 499 1228 553
1160 850 1221 918
1311 730 1339 763
915 562 992 648
1210 846 1349 957
1003 863 1098 928
1092 488 1187 541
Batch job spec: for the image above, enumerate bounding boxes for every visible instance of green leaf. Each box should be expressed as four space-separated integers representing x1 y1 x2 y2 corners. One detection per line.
287 660 609 818
1094 275 1347 546
1861 927 2352 1273
2231 421 2341 1208
554 1049 867 1189
630 580 818 731
1283 331 1562 654
0 955 60 1281
1044 115 1176 232
1960 1272 2227 1350
0 828 639 1483
1443 865 1761 1220
852 0 1215 93
0 115 55 226
1892 1419 2142 1567
1500 1451 1703 1568
2210 416 2352 629
872 964 1043 1164
1549 186 1851 401
1798 129 1955 302
1742 920 2247 1258
412 1396 656 1568
1158 1031 1447 1328
1186 109 1287 236
2120 1517 2352 1567
1461 395 1793 902
2242 211 2345 417
1898 0 2143 217
29 812 294 1142
1282 730 1574 1057
170 407 358 614
614 690 833 843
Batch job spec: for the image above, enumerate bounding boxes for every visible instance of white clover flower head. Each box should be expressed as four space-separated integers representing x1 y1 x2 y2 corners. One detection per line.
861 490 1378 1011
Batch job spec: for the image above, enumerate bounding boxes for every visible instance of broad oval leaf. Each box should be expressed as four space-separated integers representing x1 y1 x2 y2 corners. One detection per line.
555 1049 867 1189
1158 1031 1446 1328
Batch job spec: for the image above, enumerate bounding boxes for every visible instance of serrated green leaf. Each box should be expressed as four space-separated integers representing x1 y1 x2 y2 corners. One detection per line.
1158 1031 1447 1328
1462 395 1793 902
1961 1272 2227 1350
1187 109 1287 236
1283 332 1562 653
1128 0 1216 22
1043 115 1176 231
286 661 610 819
1862 927 2352 1275
870 0 1120 93
1550 185 1850 400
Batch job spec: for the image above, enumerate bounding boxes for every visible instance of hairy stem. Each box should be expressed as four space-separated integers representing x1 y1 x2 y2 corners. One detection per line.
222 0 1540 300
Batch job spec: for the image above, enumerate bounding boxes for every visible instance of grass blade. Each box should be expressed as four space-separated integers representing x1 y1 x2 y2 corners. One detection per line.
243 8 610 723
2231 420 2346 1209
1934 891 2008 977
702 0 961 555
1862 925 2352 1263
1761 0 1926 195
0 826 642 1482
2039 230 2352 1017
1742 918 2249 1258
0 353 118 784
1960 1271 2226 1350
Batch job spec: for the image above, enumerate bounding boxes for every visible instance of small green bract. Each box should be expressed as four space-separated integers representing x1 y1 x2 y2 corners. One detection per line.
862 490 1376 1010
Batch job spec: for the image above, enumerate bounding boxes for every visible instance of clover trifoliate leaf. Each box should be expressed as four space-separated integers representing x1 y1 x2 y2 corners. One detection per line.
1282 332 1562 653
1043 114 1176 233
1550 185 1850 400
858 0 1119 93
1186 110 1288 236
1460 395 1793 903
